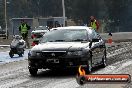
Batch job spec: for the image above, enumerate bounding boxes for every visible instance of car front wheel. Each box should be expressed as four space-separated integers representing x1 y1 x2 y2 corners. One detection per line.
18 53 23 57
101 48 107 68
84 52 92 74
29 68 38 76
9 51 14 58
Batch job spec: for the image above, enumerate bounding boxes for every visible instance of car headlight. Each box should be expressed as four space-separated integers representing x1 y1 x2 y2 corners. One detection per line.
28 50 36 56
28 50 40 57
67 51 83 56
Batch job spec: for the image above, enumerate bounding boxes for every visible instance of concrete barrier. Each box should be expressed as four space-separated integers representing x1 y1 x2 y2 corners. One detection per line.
100 32 132 42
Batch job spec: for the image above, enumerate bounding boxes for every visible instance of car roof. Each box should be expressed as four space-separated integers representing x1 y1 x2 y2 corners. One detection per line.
53 26 93 34
34 26 48 30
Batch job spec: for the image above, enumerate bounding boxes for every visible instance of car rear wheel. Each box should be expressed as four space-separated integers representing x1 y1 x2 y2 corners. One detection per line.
29 68 38 76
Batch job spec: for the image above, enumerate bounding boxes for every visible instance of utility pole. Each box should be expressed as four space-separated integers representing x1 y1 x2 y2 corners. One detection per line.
37 0 40 17
37 0 40 26
5 0 8 39
62 0 65 27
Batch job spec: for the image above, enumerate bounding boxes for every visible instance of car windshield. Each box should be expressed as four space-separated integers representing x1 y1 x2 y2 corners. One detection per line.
40 29 88 43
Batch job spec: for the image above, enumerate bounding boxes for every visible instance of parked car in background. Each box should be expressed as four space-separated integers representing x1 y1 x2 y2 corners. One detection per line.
49 27 62 31
31 26 49 46
28 26 107 76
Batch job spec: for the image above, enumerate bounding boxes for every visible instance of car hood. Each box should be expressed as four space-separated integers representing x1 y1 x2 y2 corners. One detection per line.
32 30 48 33
31 42 90 51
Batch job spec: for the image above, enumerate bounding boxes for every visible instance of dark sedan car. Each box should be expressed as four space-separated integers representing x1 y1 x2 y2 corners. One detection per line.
28 26 107 76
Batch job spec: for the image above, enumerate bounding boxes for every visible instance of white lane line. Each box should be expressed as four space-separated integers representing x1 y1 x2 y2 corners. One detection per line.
0 51 10 53
0 79 29 88
0 45 10 47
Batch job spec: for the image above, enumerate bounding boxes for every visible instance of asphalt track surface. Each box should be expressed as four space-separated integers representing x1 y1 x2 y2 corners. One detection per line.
0 42 132 88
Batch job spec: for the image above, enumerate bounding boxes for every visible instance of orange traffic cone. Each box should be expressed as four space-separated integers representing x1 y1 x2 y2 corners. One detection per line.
108 36 112 44
108 33 112 44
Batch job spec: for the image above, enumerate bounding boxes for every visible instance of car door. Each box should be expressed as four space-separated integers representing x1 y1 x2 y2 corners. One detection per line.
90 30 104 66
